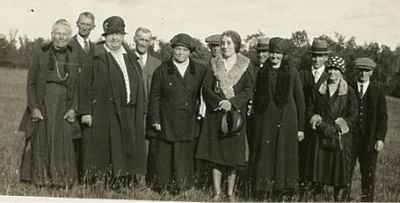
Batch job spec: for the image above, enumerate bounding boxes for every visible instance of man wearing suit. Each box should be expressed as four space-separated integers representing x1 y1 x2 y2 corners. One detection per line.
345 57 388 201
70 11 96 183
133 27 161 186
299 39 330 200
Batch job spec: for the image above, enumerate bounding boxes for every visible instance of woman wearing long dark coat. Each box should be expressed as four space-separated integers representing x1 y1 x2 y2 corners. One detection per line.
79 16 146 188
305 56 358 201
19 19 80 187
251 37 305 201
147 33 207 194
196 30 254 201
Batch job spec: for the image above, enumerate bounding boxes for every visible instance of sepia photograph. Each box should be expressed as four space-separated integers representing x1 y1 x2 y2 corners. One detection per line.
0 0 400 202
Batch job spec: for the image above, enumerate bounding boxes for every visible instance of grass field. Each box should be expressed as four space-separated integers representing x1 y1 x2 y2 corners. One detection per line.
0 67 399 201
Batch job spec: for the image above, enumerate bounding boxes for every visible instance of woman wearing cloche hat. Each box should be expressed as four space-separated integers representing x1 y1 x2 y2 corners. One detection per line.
79 16 147 190
305 56 358 201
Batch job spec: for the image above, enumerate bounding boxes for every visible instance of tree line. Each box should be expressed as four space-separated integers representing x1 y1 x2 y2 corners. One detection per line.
1 30 399 97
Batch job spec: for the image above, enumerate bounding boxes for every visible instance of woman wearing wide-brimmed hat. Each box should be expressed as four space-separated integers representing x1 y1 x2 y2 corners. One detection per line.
305 56 358 201
196 30 254 201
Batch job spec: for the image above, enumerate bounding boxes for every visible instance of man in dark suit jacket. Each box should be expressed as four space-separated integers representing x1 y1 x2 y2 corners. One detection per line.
345 57 388 202
133 27 161 186
298 39 330 200
69 11 96 183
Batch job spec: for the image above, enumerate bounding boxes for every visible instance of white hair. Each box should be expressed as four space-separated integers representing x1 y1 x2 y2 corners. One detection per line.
51 19 72 34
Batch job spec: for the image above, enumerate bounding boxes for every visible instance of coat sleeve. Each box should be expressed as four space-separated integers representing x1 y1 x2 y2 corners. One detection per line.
344 86 359 132
228 67 254 110
202 68 224 110
27 51 40 110
293 69 305 131
375 85 388 141
148 66 162 124
78 58 94 115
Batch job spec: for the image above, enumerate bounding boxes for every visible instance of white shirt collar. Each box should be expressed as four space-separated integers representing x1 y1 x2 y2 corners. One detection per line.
312 65 325 75
76 34 90 49
104 44 127 55
135 51 148 65
173 59 190 77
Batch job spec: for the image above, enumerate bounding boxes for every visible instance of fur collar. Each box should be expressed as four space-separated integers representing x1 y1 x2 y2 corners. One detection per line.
211 53 250 99
319 78 348 96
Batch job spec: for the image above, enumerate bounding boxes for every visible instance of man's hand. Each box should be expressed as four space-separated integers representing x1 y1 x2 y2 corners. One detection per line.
375 140 384 152
298 131 304 142
152 123 161 131
31 108 44 122
64 109 76 123
81 115 92 127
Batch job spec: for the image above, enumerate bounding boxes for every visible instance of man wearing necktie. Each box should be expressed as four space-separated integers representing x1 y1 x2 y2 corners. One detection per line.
298 38 330 200
133 27 161 187
69 11 96 183
344 57 388 201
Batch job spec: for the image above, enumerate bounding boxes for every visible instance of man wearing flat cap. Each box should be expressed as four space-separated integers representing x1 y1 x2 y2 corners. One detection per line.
344 57 388 201
147 33 207 194
205 34 221 59
79 16 147 190
251 37 305 201
298 38 331 199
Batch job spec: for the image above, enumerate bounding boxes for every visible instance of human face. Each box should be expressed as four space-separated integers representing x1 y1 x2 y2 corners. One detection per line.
77 16 95 38
356 68 373 83
105 33 124 51
327 68 342 83
209 44 221 57
269 52 284 68
173 46 191 63
52 25 72 49
134 31 152 55
257 50 269 64
311 54 328 69
221 36 236 58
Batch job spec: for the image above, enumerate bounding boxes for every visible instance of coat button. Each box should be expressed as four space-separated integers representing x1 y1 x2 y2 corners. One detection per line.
266 140 270 144
92 99 96 104
185 102 189 106
277 124 281 128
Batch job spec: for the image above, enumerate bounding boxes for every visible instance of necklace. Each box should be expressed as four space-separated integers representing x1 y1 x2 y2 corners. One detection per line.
53 54 69 81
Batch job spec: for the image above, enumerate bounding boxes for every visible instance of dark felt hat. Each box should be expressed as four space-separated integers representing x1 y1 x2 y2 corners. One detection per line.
170 33 194 51
269 37 286 53
221 110 244 135
310 39 330 55
255 37 269 51
205 34 221 46
354 57 376 70
102 16 126 36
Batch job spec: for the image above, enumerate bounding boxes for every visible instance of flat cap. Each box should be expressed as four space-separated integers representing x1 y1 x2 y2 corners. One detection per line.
205 34 221 46
354 57 376 70
255 37 269 51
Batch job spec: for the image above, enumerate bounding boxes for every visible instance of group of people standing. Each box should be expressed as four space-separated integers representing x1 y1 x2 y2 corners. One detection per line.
17 11 388 202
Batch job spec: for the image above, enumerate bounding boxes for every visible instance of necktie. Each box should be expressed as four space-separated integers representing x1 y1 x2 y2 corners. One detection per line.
138 55 144 68
84 40 90 54
359 84 364 98
313 70 319 83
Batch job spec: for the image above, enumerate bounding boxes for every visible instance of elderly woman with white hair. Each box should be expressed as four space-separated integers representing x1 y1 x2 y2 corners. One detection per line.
19 19 80 187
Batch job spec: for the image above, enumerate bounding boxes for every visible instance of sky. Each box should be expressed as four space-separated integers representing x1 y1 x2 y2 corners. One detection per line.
1 0 400 48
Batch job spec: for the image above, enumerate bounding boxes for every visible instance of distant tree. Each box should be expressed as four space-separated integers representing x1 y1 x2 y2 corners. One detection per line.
291 30 310 48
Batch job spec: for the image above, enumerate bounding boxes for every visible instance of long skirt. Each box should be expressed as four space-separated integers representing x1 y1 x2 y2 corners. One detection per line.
20 83 78 187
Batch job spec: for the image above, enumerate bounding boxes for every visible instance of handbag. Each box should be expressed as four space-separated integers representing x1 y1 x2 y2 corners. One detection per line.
318 122 343 152
220 110 244 137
